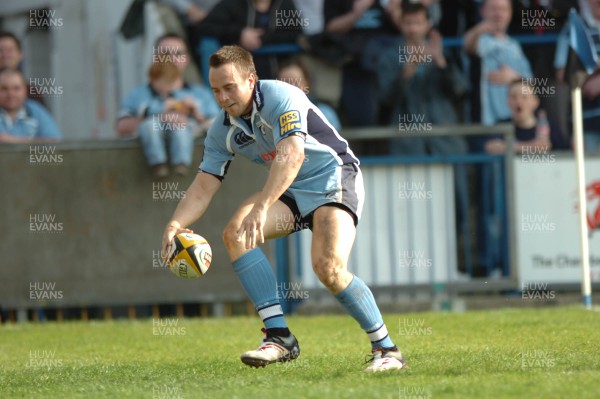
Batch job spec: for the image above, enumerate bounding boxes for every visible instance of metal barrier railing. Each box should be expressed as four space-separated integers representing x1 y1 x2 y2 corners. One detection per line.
198 33 559 83
201 33 560 57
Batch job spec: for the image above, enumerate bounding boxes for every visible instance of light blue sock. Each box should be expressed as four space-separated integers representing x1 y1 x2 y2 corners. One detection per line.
232 248 287 329
335 276 395 350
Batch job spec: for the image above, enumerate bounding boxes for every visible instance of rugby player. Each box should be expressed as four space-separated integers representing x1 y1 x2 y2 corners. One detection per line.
162 45 405 372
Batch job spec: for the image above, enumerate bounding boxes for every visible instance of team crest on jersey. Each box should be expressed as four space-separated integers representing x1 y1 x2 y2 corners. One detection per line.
256 119 271 136
279 110 302 136
233 131 255 149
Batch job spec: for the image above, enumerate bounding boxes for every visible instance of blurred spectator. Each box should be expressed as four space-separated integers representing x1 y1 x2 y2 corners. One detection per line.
277 57 341 130
195 0 302 78
153 33 193 77
0 32 22 70
554 0 600 153
116 34 218 177
0 31 45 104
157 0 221 76
118 61 217 177
378 3 467 137
481 76 569 278
377 4 469 257
507 1 572 139
0 68 62 143
324 0 399 126
484 79 570 154
464 0 532 126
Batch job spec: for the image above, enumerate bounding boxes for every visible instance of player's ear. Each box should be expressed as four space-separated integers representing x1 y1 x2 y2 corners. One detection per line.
248 73 257 89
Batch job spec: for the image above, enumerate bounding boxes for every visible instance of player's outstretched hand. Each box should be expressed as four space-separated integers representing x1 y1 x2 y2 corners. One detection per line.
236 205 267 250
162 222 194 261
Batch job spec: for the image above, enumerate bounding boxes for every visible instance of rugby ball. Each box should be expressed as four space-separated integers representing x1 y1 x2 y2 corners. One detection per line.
167 233 212 278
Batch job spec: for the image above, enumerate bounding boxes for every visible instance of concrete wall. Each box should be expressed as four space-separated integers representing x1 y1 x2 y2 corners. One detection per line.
0 141 270 309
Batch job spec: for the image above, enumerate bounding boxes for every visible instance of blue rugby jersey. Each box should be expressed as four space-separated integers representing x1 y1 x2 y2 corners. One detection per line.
199 80 358 181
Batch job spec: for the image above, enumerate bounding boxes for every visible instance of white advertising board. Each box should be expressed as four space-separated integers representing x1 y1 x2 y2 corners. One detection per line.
514 156 600 286
293 163 457 289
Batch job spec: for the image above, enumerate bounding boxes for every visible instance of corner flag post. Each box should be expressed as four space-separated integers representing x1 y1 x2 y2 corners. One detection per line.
567 9 597 309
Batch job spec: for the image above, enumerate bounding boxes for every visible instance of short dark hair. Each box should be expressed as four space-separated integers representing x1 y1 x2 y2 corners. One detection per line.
209 45 257 79
0 31 22 51
402 3 429 19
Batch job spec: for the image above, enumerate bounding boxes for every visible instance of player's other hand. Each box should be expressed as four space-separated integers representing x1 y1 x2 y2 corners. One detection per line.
162 222 194 261
236 205 267 250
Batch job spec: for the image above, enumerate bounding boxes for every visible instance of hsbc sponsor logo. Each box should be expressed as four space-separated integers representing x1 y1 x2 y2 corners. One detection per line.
234 131 255 148
261 150 277 162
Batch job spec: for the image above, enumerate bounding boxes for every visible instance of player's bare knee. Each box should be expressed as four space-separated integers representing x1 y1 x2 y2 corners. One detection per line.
222 223 239 251
312 257 341 289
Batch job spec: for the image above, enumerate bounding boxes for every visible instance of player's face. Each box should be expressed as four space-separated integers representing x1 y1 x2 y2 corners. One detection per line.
482 0 512 33
209 63 256 117
508 84 539 121
0 72 27 112
0 38 22 69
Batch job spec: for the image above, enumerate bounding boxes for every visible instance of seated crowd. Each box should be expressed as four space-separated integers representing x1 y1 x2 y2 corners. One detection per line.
2 0 600 156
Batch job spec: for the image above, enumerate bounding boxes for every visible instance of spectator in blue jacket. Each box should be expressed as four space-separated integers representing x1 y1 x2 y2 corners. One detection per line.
463 0 532 126
0 68 61 143
377 3 467 154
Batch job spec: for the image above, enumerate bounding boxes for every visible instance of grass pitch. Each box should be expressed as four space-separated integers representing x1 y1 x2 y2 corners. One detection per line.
1 306 599 399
